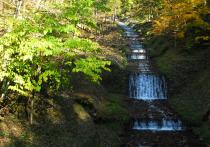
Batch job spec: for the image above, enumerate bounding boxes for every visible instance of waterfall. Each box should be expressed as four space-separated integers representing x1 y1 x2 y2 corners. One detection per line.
118 21 183 132
119 21 168 100
129 74 167 100
133 119 183 131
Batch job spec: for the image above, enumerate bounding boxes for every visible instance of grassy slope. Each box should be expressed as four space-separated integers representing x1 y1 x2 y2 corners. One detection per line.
126 19 210 145
147 34 210 145
0 23 129 147
0 91 129 146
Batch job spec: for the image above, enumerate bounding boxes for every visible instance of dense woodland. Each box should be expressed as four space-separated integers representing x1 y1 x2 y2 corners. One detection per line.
0 0 210 146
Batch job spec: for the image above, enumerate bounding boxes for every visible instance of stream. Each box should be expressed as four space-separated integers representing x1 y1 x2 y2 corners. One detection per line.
118 22 206 147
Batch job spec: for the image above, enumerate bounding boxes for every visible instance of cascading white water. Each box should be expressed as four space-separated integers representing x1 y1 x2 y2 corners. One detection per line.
133 119 183 131
129 74 167 100
129 54 147 60
119 21 167 100
119 21 183 132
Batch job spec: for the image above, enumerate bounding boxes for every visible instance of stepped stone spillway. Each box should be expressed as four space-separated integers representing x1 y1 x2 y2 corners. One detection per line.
118 21 181 132
129 73 167 100
118 21 206 147
118 21 167 101
132 119 183 131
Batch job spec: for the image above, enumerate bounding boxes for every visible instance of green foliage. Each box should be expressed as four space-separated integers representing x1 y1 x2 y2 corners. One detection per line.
194 123 210 145
94 0 111 12
96 94 129 122
73 57 111 82
128 0 162 21
0 131 9 137
0 1 128 146
0 1 111 98
121 0 134 15
107 0 122 16
133 0 210 144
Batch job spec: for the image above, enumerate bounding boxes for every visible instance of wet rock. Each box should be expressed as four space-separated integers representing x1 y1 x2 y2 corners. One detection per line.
119 22 207 147
202 110 210 122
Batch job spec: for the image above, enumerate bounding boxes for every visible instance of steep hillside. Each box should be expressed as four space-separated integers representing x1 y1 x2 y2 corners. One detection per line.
142 30 210 145
0 23 130 147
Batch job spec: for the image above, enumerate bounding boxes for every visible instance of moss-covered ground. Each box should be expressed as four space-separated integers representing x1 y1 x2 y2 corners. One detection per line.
140 26 210 145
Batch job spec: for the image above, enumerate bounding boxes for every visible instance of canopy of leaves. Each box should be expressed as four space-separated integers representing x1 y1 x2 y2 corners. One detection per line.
123 0 210 50
0 0 111 97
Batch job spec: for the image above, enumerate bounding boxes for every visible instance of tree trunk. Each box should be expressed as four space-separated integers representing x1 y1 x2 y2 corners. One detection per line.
0 1 3 16
0 1 5 35
113 7 117 22
1 78 10 100
36 0 42 9
203 0 206 6
15 0 23 18
29 93 35 125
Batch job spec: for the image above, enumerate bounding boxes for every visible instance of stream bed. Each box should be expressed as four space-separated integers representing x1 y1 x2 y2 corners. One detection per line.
118 22 206 147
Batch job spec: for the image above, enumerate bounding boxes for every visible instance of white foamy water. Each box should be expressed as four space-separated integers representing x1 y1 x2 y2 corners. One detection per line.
129 74 167 100
118 21 183 132
133 119 183 131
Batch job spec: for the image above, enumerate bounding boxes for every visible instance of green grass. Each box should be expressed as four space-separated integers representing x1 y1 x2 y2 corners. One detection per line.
0 131 9 137
153 48 210 123
149 38 210 144
133 20 210 144
194 123 210 145
96 94 130 122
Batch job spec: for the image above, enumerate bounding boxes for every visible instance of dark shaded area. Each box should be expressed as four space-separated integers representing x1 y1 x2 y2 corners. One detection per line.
102 63 129 95
135 17 210 145
121 131 206 147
